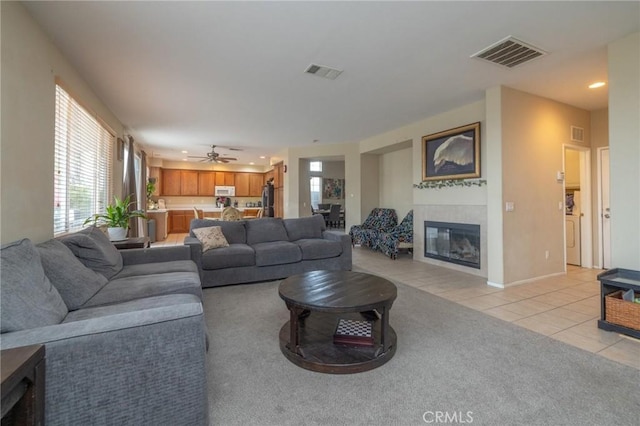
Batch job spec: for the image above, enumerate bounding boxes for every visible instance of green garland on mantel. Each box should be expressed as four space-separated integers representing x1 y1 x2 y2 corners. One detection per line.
414 179 487 189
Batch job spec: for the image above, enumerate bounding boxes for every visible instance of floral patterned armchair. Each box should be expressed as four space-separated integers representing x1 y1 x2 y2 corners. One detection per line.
349 208 397 249
375 210 414 259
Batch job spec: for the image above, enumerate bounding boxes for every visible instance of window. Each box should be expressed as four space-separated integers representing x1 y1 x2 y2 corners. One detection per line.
54 83 114 235
310 161 322 172
310 177 321 208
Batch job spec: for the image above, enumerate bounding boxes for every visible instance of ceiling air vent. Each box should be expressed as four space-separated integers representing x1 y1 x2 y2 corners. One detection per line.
471 36 547 68
305 63 343 80
571 126 585 142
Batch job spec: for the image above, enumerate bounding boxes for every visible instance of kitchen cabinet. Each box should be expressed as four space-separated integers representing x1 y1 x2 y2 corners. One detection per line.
147 211 168 241
161 170 200 196
198 171 216 196
168 210 195 233
162 169 182 195
249 173 264 197
264 169 274 184
272 162 284 218
180 170 199 195
215 171 234 186
203 211 221 219
234 173 250 196
149 167 162 196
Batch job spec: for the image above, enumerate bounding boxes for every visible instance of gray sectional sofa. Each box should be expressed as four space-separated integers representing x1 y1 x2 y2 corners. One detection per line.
185 214 352 287
0 226 208 425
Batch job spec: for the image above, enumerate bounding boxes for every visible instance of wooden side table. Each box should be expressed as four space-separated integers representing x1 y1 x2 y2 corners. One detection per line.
113 237 151 250
1 344 45 426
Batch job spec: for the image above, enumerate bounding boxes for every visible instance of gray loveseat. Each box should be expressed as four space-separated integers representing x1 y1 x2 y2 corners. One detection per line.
0 226 208 425
185 215 352 287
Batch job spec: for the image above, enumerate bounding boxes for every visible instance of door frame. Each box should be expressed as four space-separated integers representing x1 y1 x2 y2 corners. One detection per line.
596 147 610 269
562 144 593 269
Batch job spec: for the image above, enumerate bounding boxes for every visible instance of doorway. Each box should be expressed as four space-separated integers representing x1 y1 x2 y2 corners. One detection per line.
563 145 593 268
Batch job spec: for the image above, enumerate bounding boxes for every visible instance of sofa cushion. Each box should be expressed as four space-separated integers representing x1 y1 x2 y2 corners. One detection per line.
252 241 301 266
283 215 325 241
201 244 255 270
60 226 123 279
246 218 289 245
82 271 202 308
36 239 108 310
295 239 343 260
1 239 68 332
193 226 229 252
113 260 199 279
190 219 246 244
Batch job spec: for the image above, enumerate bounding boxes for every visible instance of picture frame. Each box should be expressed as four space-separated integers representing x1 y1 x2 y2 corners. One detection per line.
323 178 344 199
422 122 480 181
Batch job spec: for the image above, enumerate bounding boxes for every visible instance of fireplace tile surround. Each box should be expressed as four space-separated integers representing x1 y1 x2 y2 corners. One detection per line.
413 205 487 277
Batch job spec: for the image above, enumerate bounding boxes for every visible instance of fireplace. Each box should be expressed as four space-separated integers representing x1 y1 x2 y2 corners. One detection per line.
424 221 480 269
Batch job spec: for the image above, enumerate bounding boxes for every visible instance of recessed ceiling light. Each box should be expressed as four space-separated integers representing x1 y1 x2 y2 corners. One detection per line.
249 162 255 165
181 150 188 154
259 156 266 159
182 158 188 161
588 82 606 89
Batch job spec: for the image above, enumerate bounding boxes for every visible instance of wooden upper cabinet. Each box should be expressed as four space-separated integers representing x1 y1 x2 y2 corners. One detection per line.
215 171 235 186
149 167 162 196
198 171 216 196
273 162 284 189
264 169 274 184
234 173 250 197
180 170 199 195
249 173 264 197
162 169 182 196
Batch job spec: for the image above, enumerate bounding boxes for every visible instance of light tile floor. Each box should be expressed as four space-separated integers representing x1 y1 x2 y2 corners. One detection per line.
154 234 639 370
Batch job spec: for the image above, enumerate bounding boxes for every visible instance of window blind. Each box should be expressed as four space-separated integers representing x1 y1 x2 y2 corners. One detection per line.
54 84 114 235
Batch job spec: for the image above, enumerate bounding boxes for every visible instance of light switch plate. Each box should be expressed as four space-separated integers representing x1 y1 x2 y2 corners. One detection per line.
505 202 515 212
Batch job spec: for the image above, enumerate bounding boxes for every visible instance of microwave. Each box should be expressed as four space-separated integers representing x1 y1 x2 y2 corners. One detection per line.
214 186 235 196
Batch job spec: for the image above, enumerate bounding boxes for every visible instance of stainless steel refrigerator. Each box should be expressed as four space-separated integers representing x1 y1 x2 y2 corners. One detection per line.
262 183 274 217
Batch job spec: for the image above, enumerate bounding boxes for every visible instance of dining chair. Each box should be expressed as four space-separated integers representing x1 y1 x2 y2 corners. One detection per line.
328 204 342 228
193 207 200 219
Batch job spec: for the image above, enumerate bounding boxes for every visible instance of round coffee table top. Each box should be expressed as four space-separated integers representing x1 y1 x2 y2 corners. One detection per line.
278 270 397 313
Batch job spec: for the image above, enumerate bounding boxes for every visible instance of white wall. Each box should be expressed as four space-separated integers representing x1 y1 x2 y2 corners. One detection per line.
379 148 413 220
608 32 640 270
0 2 124 244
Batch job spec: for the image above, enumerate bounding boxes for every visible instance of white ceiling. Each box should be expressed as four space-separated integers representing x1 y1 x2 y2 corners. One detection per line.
24 1 640 165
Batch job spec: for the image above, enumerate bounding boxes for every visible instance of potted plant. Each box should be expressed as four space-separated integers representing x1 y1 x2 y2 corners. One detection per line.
84 194 147 241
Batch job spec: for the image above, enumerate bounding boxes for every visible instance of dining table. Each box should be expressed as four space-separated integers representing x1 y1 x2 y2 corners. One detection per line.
315 208 345 227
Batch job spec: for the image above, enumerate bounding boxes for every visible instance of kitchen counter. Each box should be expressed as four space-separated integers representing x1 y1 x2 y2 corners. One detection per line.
149 206 261 212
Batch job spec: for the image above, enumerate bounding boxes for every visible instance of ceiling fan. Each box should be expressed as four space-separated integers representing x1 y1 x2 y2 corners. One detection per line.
188 145 241 163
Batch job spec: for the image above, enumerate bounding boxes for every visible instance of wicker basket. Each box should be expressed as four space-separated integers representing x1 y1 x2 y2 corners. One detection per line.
605 290 640 330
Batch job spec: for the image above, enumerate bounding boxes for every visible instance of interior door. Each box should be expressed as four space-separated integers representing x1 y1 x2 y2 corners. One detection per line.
601 148 611 269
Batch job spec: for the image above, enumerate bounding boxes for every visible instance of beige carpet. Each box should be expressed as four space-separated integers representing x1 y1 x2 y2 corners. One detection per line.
202 279 638 425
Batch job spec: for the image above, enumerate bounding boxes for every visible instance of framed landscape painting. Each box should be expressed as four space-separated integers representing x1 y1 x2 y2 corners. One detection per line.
422 122 480 181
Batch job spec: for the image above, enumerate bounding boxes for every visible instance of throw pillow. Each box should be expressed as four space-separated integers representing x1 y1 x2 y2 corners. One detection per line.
1 239 68 333
60 226 123 279
193 226 229 252
37 239 109 310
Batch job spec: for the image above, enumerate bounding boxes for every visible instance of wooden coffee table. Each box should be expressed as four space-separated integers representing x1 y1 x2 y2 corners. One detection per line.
278 270 397 374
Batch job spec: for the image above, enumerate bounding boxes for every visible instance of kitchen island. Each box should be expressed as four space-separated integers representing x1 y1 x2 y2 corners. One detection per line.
149 206 263 234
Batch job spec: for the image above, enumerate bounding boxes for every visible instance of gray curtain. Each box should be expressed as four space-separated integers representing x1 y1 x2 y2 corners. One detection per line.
124 136 138 237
